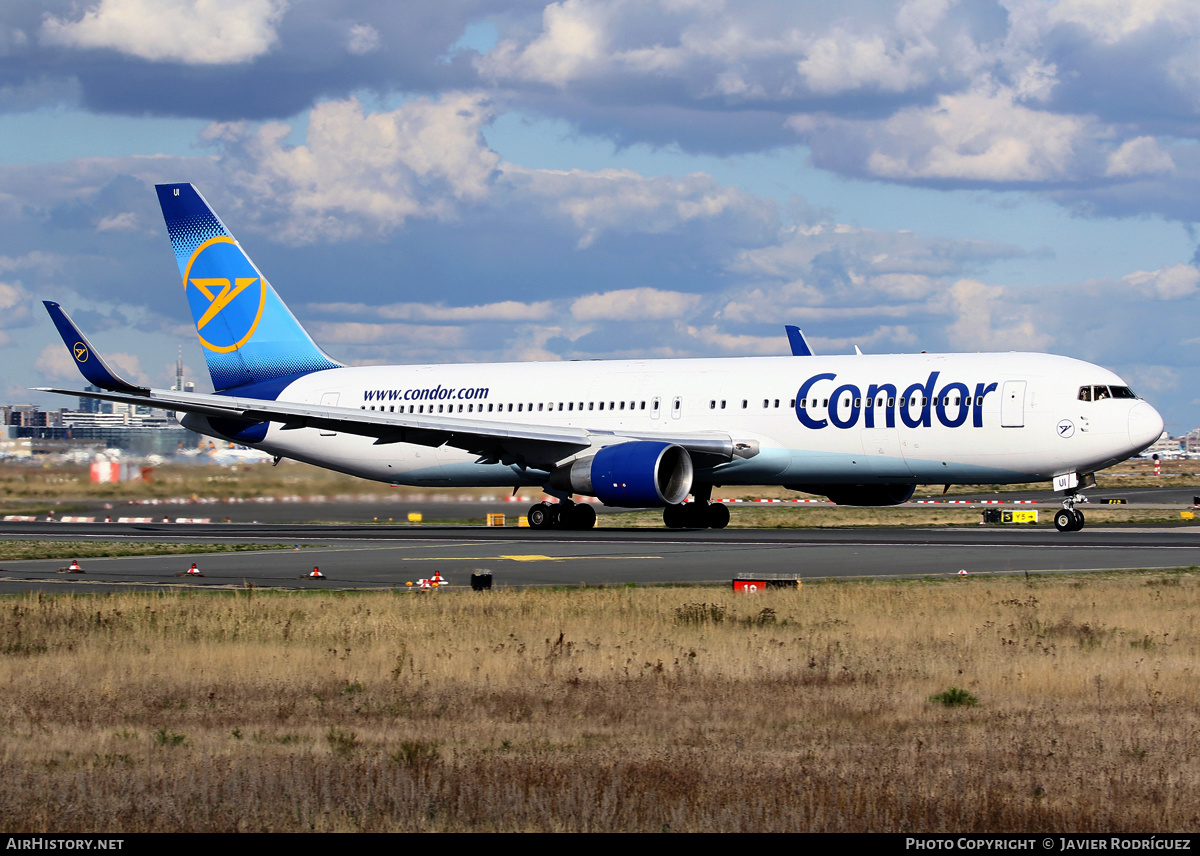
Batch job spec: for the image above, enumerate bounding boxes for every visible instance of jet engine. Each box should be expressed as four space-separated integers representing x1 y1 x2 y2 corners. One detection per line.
549 441 693 507
787 483 916 506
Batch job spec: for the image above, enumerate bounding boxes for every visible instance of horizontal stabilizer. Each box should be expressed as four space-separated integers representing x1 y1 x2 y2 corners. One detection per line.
42 301 148 395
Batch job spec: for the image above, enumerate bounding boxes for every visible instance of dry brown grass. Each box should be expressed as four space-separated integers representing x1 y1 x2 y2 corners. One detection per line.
1 575 1198 831
0 541 295 561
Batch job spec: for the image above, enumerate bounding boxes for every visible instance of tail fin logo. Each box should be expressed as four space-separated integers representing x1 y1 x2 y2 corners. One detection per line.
182 236 266 354
73 342 88 362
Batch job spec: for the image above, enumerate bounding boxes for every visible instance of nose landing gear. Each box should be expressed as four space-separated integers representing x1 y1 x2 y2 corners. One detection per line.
1054 495 1086 532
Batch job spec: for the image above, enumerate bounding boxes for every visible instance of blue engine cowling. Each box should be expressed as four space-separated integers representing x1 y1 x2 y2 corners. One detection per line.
549 441 694 507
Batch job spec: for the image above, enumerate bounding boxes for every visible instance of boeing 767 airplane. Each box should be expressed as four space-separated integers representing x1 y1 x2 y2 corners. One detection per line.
39 184 1164 532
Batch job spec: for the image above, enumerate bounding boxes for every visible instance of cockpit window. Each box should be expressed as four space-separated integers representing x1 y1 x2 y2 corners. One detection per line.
1080 384 1138 402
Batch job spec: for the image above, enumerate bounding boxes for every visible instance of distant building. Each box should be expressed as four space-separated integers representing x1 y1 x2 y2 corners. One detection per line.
3 403 199 456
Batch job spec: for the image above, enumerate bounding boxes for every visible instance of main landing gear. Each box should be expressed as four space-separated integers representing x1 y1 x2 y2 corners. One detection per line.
662 501 730 530
527 499 597 531
1054 495 1086 532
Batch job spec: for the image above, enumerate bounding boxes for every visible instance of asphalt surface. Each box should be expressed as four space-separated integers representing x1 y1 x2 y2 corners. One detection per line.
1 510 1198 592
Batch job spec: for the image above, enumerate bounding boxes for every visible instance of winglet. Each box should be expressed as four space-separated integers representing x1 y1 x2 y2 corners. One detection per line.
785 325 815 357
42 301 149 395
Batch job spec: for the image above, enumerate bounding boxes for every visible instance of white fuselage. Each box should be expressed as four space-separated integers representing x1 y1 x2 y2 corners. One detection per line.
184 351 1164 494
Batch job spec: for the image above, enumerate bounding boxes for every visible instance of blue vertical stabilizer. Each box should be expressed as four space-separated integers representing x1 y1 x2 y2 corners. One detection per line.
155 183 341 392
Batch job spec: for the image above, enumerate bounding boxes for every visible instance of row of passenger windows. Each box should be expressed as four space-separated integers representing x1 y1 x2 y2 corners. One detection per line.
1078 385 1137 402
361 395 985 415
362 400 660 414
359 387 1138 415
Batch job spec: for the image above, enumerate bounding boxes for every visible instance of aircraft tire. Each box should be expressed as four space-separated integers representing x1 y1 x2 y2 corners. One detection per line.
570 503 597 530
706 501 730 530
1072 509 1085 531
528 503 551 530
1053 509 1075 532
663 504 687 529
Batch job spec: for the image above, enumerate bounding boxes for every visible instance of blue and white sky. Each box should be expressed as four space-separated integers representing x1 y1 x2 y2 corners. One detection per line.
4 0 1200 431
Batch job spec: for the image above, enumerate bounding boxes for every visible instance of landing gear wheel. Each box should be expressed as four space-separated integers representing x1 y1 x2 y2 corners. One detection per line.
561 501 595 528
528 503 551 530
706 501 730 530
683 502 710 529
1054 508 1085 532
569 503 596 530
663 504 687 529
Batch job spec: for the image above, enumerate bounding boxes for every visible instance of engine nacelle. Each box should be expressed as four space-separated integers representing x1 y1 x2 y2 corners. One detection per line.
180 412 269 444
787 483 916 507
550 441 693 507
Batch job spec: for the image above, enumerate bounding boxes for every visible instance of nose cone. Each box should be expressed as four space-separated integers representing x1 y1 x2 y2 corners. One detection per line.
1128 402 1165 452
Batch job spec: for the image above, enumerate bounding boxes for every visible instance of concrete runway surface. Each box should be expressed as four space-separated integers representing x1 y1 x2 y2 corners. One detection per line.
1 515 1198 592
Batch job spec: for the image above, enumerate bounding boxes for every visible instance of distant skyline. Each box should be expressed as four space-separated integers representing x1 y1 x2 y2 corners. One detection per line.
3 1 1200 433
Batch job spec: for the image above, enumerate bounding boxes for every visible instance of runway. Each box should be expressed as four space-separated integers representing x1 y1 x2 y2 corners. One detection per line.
1 519 1198 592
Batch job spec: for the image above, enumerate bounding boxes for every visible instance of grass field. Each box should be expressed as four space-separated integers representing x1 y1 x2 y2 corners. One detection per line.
0 541 297 561
1 574 1197 831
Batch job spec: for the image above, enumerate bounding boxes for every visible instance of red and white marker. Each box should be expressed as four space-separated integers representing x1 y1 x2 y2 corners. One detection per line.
306 567 325 579
185 562 203 576
67 559 82 572
958 569 969 576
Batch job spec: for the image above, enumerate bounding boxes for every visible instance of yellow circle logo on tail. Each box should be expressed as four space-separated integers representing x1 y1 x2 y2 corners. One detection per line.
73 342 88 362
182 236 266 353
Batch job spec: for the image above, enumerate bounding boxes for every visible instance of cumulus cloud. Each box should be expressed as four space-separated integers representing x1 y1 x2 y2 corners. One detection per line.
42 0 287 65
796 29 938 95
1123 263 1200 300
346 23 381 56
679 324 787 355
34 342 78 380
1105 136 1175 177
477 0 610 86
34 340 147 383
0 282 29 336
571 287 701 321
1046 0 1200 45
95 212 140 232
189 94 779 250
790 84 1095 184
945 278 1051 352
503 164 776 248
210 94 501 243
309 300 556 322
307 322 467 348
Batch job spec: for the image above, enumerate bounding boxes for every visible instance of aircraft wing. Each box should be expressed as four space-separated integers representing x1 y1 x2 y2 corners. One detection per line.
35 384 741 471
38 303 741 472
35 383 597 468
